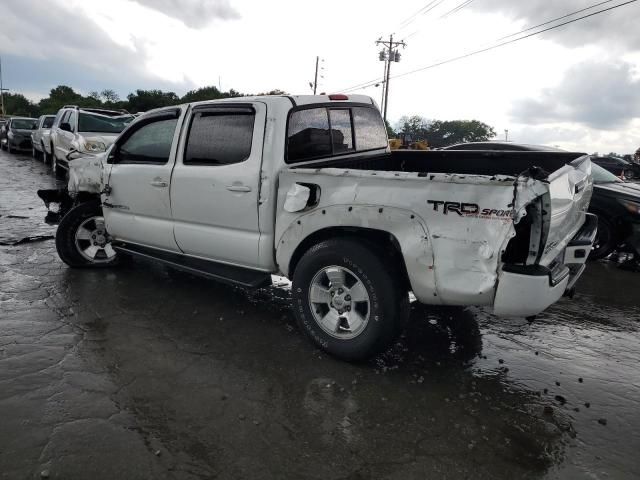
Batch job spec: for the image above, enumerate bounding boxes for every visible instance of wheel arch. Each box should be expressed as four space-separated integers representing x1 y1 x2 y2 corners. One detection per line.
276 205 438 300
288 227 410 291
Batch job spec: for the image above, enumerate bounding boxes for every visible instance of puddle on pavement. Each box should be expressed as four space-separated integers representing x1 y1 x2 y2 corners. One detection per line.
43 257 636 478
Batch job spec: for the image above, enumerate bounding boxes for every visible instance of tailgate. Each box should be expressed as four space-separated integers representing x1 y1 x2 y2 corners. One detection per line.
537 155 593 266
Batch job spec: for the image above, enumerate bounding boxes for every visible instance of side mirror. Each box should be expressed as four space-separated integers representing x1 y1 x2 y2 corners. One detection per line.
32 124 38 130
60 122 72 132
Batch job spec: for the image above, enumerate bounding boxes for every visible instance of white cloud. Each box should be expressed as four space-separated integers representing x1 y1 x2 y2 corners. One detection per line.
511 60 640 129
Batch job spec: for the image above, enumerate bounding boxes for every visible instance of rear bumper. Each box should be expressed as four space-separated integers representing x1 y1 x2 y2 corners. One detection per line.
493 213 597 317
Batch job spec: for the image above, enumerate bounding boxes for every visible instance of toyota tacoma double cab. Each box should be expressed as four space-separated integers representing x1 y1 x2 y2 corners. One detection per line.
38 94 597 360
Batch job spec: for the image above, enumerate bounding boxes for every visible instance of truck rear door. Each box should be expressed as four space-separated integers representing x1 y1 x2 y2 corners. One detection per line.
170 102 266 269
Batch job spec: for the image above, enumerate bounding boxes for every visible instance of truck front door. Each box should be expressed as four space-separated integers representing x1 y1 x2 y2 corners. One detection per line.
101 108 183 251
170 103 266 269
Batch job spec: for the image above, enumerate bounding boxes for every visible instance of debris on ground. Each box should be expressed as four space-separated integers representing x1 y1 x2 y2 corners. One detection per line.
0 235 54 246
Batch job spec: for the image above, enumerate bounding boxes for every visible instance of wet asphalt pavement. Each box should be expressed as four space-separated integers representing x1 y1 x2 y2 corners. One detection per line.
0 149 639 480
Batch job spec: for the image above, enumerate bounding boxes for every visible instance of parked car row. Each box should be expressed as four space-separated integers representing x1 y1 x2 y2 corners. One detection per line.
1 106 135 177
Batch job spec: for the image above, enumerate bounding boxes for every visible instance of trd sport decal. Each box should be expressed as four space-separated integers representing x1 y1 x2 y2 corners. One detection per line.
427 200 514 219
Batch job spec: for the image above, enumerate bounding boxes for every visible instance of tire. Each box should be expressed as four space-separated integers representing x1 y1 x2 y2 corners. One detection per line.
590 215 616 260
42 143 50 164
55 201 119 268
291 238 409 361
52 153 65 178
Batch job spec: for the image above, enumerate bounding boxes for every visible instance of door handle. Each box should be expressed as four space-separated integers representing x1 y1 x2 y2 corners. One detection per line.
150 180 168 188
226 184 252 192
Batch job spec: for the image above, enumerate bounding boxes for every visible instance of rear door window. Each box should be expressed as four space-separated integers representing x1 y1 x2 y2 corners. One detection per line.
184 111 255 166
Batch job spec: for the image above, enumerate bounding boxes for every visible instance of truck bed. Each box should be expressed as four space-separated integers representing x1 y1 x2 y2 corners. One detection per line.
304 150 588 178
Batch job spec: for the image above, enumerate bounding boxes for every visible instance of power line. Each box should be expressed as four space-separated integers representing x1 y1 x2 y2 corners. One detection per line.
339 0 636 93
396 0 448 31
439 0 475 19
393 0 638 81
402 0 474 41
496 0 615 41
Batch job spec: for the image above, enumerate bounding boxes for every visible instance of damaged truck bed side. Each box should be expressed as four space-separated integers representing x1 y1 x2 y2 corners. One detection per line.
39 94 596 361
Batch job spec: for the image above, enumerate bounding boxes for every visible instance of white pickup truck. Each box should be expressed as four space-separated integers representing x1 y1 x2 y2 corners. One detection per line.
39 94 597 360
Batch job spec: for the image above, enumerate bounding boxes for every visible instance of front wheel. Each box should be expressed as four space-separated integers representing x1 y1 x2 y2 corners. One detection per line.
56 201 119 268
52 153 65 177
291 239 409 361
42 144 51 164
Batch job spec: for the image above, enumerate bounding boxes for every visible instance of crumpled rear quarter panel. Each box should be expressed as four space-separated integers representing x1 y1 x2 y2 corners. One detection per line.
276 168 536 307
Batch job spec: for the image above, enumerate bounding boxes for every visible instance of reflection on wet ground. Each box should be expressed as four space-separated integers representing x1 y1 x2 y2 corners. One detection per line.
1 150 639 479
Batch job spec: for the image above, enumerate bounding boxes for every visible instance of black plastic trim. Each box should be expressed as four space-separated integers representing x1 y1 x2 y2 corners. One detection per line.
113 242 271 288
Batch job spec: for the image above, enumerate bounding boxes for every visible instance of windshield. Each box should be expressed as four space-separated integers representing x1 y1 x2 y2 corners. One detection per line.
78 112 134 134
42 117 55 128
592 164 622 184
11 119 37 130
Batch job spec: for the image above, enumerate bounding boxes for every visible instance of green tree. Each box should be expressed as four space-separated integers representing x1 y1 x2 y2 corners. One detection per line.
426 120 496 148
38 85 87 114
100 89 120 104
3 93 38 117
126 89 180 113
397 115 430 140
397 116 495 148
181 86 228 103
385 119 395 138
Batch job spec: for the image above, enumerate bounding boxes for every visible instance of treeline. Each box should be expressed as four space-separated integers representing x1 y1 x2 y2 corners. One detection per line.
3 85 497 149
392 115 496 148
2 85 287 118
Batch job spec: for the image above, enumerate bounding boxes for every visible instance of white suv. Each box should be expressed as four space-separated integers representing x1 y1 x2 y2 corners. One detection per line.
50 106 134 176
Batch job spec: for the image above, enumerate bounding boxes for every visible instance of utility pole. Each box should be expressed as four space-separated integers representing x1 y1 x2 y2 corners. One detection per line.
376 35 406 123
310 56 324 95
313 56 319 94
0 56 7 116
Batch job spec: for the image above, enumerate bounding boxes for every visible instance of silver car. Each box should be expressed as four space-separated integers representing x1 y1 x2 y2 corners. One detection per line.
31 115 56 163
50 106 134 176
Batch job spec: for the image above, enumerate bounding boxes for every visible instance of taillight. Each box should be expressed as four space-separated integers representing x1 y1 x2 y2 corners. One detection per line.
328 94 349 101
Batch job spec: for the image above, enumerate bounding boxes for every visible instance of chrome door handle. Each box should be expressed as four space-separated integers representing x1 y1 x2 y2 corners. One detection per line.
150 180 168 188
226 185 252 192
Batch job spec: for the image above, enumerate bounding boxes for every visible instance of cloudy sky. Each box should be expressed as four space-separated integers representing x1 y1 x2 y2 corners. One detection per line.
1 0 639 153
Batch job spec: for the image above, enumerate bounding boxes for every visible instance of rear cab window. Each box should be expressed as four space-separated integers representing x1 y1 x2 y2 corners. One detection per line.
286 104 387 164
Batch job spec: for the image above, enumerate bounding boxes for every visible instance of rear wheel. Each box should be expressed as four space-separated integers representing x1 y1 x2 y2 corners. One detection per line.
590 215 616 260
291 239 409 361
56 201 118 268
